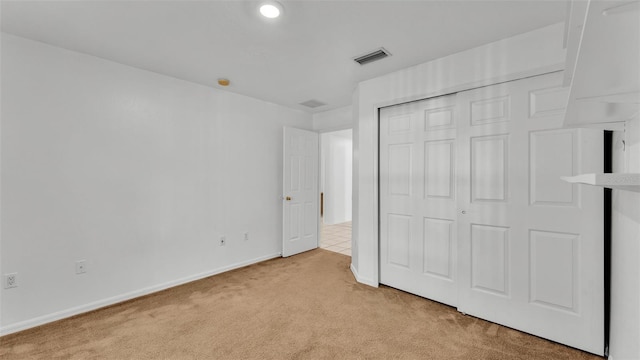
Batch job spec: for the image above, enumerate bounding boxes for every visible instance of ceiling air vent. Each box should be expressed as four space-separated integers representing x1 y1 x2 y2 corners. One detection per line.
299 99 327 108
353 47 391 65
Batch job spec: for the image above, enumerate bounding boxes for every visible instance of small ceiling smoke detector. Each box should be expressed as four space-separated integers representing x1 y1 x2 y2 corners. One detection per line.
299 99 327 108
353 47 391 65
259 1 284 19
218 78 230 86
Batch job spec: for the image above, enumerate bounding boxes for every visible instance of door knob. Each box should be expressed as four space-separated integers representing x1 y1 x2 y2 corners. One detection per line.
286 196 292 201
461 210 467 214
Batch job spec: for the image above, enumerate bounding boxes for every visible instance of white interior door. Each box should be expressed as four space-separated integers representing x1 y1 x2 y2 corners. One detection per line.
379 72 604 355
456 72 604 355
380 94 459 307
283 127 319 257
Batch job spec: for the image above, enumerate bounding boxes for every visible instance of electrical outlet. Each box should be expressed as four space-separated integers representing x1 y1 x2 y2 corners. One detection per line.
75 260 87 275
4 273 18 289
220 236 226 246
244 232 249 241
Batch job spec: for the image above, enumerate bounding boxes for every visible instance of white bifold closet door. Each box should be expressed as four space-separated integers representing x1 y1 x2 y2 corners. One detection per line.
379 72 604 355
380 94 459 307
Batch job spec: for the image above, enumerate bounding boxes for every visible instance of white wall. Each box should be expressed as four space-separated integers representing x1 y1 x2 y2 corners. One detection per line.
351 23 567 286
313 105 352 132
609 118 640 360
350 88 360 274
321 130 352 225
0 33 312 334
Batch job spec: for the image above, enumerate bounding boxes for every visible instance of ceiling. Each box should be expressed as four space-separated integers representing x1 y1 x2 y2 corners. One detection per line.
1 1 568 113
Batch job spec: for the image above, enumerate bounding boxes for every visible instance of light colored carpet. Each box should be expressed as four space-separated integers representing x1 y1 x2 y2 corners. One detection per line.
0 249 602 359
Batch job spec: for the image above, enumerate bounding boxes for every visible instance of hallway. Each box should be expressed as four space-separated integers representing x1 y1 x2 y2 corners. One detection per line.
319 221 351 257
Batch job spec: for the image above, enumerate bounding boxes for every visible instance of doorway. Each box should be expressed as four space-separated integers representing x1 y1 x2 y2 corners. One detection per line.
319 129 352 256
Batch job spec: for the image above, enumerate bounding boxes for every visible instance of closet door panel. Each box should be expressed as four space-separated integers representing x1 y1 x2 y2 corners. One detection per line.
380 95 458 307
456 72 603 355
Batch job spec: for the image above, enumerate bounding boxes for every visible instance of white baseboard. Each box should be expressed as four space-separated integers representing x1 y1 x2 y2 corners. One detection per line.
350 263 378 288
0 253 281 336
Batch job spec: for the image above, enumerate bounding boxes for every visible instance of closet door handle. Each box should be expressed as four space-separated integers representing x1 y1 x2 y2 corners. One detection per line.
461 210 467 215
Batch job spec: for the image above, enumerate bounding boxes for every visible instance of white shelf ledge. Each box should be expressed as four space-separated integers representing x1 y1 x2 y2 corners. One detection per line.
576 90 640 104
561 173 640 192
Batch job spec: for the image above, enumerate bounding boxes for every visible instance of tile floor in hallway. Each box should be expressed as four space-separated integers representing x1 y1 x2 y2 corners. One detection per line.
319 221 351 257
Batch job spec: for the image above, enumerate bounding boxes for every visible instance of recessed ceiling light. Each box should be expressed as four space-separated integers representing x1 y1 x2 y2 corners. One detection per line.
259 1 283 19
